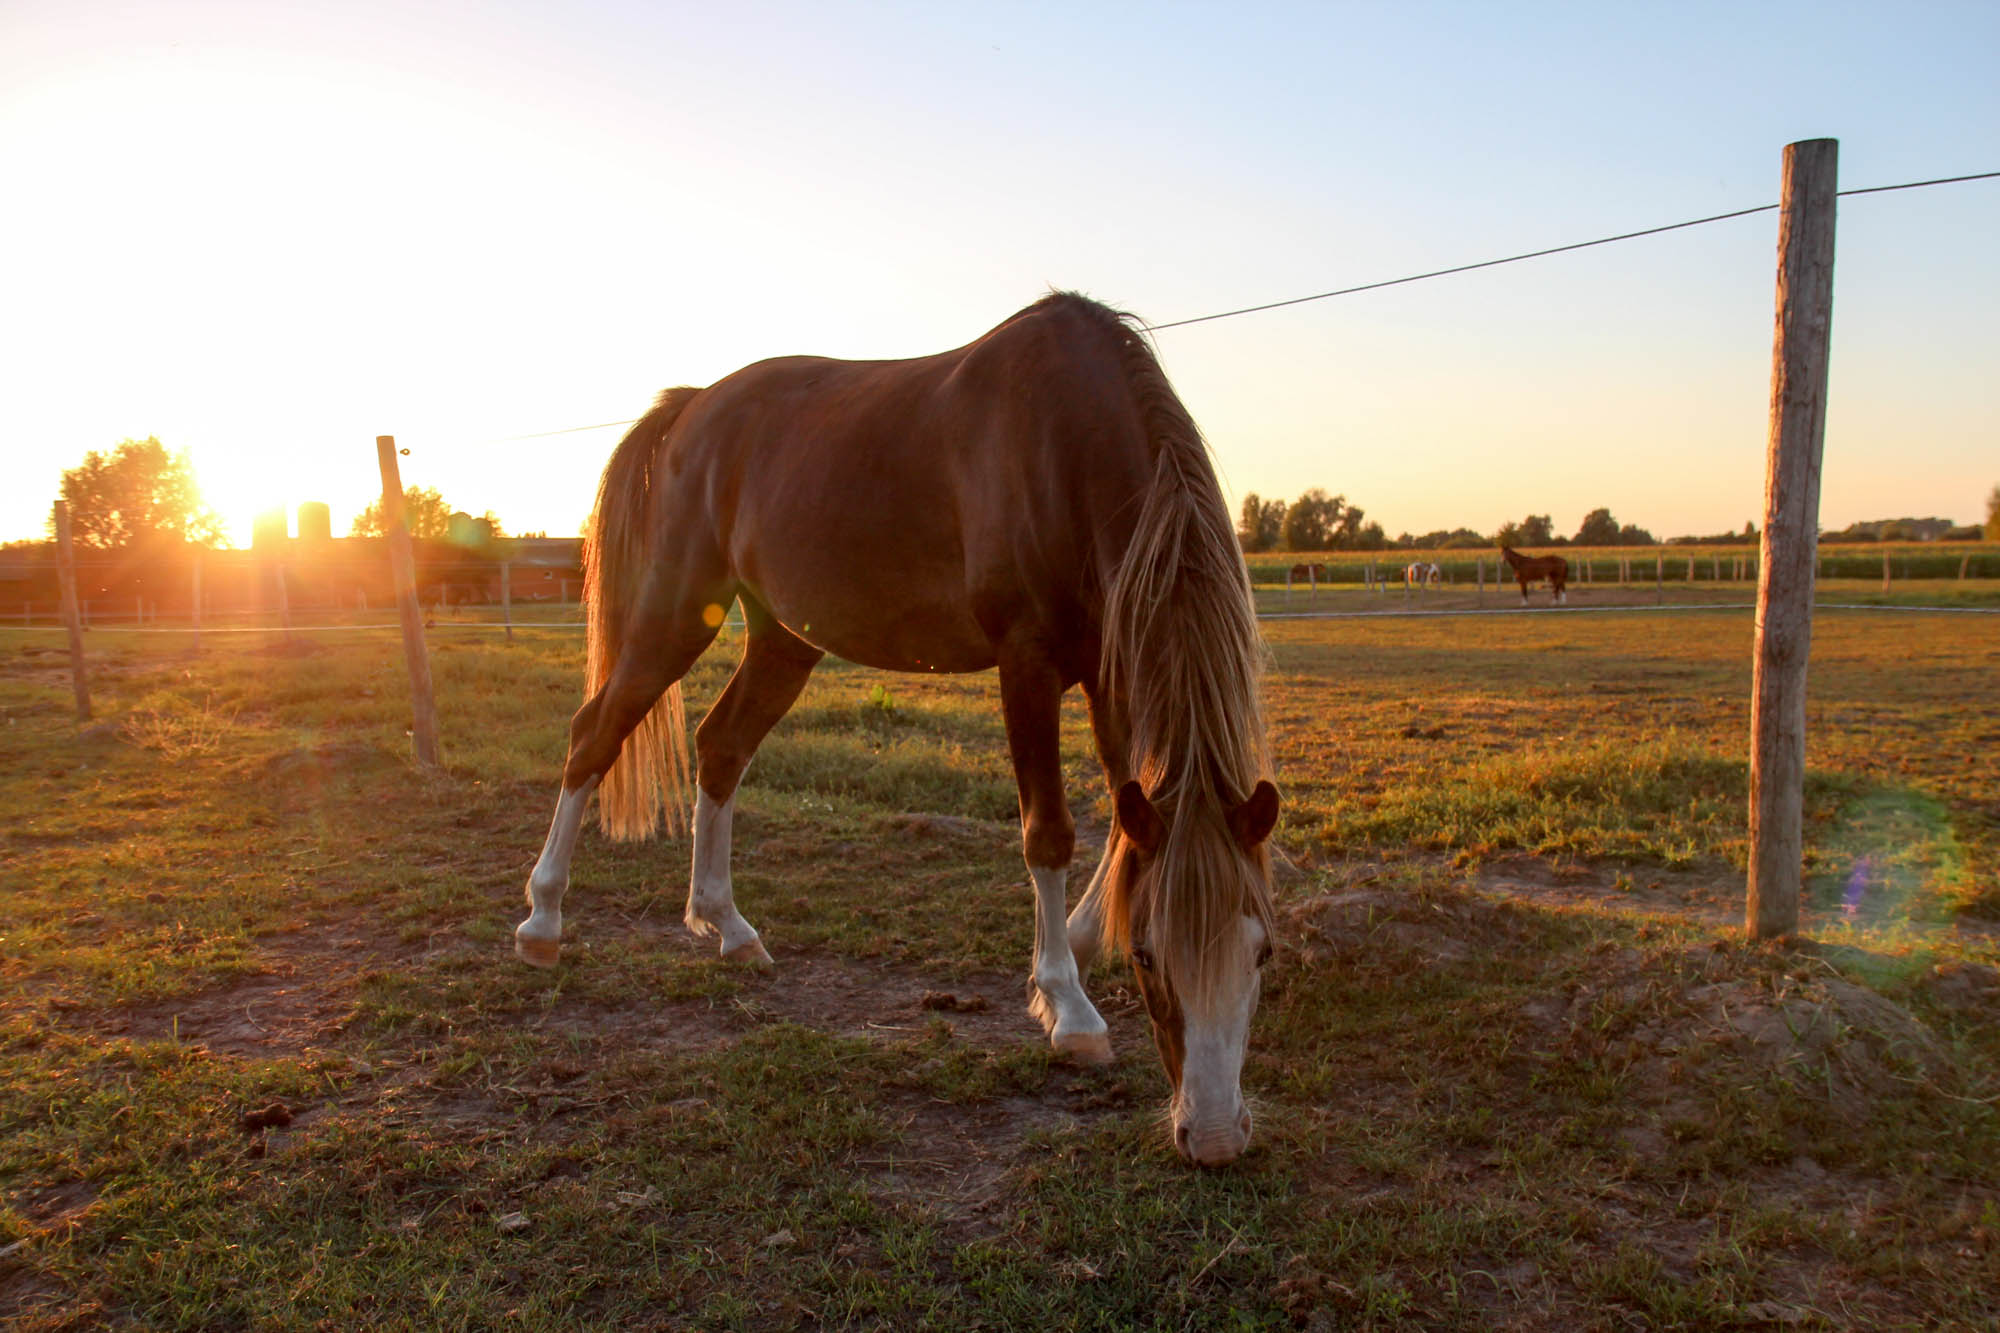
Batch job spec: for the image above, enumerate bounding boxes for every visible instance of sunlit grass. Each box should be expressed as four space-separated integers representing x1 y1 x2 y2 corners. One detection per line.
1 605 1997 1328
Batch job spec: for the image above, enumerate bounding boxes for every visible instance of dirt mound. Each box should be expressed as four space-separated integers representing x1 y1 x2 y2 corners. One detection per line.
1925 960 2000 1020
260 742 398 782
251 636 322 658
1286 883 1544 968
880 812 1008 841
1284 882 1969 1129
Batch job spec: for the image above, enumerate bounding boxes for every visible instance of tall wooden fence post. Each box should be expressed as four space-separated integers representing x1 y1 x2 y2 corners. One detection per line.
191 551 203 651
501 559 514 643
377 437 441 767
275 563 293 644
53 502 92 722
1748 138 1838 941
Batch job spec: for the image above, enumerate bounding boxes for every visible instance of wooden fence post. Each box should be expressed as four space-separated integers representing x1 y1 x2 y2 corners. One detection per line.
1881 548 1891 594
377 437 441 767
501 559 514 642
275 563 293 644
54 502 92 722
1749 137 1837 941
191 552 202 650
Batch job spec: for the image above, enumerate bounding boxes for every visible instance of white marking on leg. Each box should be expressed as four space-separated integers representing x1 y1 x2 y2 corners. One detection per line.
516 776 599 968
685 789 771 964
1029 864 1110 1061
1064 839 1116 973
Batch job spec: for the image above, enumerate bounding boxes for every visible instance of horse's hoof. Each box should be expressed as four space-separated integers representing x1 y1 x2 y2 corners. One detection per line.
1055 1031 1114 1064
724 936 774 967
515 932 561 969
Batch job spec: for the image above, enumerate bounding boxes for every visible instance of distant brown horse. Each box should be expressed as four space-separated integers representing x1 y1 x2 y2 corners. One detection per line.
1500 545 1568 604
1286 562 1327 586
515 293 1280 1165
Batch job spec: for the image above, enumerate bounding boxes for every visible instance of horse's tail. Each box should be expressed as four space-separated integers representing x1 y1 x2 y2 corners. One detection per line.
586 387 702 841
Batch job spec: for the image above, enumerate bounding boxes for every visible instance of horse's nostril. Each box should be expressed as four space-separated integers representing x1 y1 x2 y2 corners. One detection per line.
1174 1123 1192 1159
1238 1107 1252 1138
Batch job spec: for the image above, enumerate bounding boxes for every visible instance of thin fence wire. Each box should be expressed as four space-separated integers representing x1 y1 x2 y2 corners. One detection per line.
1143 169 2000 332
457 168 2000 440
1258 601 2000 622
7 602 1995 636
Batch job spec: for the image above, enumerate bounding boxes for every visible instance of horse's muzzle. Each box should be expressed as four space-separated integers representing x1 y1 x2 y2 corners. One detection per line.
1174 1106 1252 1167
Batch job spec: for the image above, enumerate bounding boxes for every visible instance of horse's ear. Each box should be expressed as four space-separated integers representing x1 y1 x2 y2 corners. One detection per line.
1227 780 1280 851
1117 781 1165 856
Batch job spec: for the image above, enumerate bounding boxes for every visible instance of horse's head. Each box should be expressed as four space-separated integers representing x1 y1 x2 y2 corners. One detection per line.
1109 777 1279 1166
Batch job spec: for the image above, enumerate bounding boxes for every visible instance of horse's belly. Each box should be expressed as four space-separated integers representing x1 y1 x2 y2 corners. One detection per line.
754 581 997 675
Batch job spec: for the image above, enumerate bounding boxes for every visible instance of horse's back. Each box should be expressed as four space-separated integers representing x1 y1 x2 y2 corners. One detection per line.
653 300 1154 674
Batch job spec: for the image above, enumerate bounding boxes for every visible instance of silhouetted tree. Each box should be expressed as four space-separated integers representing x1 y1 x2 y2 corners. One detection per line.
1236 493 1285 552
1574 507 1622 547
1329 503 1367 550
55 437 227 549
1281 489 1344 551
1985 484 2000 541
351 485 455 539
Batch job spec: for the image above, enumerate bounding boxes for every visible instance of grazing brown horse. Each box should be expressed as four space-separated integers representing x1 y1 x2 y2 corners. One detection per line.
1286 562 1327 587
516 293 1280 1166
1500 544 1568 604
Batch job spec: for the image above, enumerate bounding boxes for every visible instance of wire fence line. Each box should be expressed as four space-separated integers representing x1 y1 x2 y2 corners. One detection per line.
474 167 2000 441
7 600 1995 639
1145 168 2000 333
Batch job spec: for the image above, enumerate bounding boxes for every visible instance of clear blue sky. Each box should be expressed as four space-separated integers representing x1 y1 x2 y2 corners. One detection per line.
3 0 1995 546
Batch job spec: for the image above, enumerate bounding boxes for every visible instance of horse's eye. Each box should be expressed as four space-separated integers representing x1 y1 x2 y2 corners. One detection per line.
1256 943 1273 968
1132 946 1155 972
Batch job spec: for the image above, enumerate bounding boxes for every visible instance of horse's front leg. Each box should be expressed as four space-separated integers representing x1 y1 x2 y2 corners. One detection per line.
999 652 1111 1064
1065 682 1132 975
1064 841 1112 972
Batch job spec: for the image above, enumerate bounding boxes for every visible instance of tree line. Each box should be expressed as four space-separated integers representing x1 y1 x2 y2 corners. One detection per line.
1235 493 1663 554
1241 487 2000 554
10 437 524 551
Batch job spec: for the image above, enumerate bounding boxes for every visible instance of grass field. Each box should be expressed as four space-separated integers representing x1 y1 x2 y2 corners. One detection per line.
3 603 1998 1329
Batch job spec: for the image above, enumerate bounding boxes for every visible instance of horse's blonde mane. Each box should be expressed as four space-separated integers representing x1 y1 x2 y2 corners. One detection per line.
1077 297 1274 1005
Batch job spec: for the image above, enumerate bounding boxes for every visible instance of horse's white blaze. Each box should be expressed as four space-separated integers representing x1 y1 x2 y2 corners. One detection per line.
685 789 766 960
1029 864 1109 1056
1174 913 1266 1165
516 776 600 965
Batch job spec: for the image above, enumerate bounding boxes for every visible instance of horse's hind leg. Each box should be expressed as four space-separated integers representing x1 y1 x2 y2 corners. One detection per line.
517 584 727 968
999 646 1111 1064
685 601 822 963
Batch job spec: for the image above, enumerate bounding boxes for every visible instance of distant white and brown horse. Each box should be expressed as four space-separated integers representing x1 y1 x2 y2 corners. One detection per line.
1500 545 1568 604
1403 561 1441 590
516 294 1280 1166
